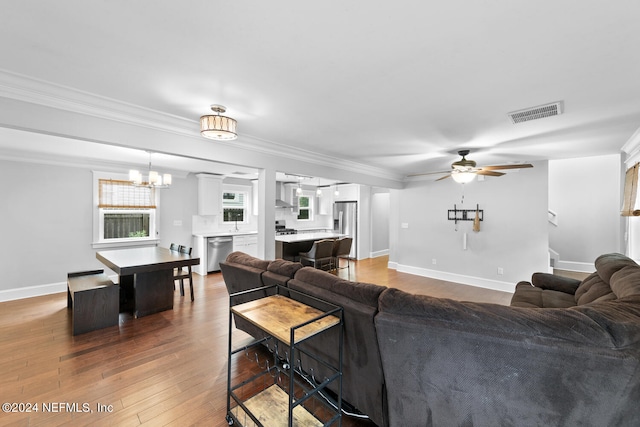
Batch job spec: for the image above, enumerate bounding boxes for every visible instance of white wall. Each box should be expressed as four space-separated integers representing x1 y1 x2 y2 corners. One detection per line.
548 154 623 270
389 161 549 292
371 190 390 257
0 160 97 292
158 173 198 249
0 158 199 299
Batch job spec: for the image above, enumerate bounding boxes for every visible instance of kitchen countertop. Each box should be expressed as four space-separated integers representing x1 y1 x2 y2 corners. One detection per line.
193 231 258 238
275 232 345 243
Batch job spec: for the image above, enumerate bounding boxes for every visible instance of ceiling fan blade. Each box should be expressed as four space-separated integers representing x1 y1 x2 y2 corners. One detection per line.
407 170 451 177
435 174 451 181
476 170 505 177
480 163 533 171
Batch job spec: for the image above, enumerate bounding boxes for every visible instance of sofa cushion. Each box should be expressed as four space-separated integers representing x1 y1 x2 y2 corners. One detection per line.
292 267 383 308
573 253 639 305
267 259 303 277
510 282 576 308
610 265 640 299
575 272 614 305
262 259 303 288
594 253 638 283
225 251 270 270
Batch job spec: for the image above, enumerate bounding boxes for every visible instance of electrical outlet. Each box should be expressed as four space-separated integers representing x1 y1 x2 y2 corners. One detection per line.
432 259 437 265
497 267 504 275
173 220 183 226
401 223 409 229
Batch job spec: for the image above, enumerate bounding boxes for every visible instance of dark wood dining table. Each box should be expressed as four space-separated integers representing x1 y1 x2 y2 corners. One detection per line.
96 246 200 318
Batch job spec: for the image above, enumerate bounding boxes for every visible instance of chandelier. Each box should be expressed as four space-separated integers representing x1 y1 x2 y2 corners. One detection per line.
129 153 172 188
200 104 238 140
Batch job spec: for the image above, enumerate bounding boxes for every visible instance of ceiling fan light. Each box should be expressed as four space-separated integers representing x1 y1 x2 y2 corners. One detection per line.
451 171 476 184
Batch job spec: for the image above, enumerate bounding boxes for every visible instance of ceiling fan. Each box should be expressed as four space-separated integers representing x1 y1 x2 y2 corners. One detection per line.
408 150 533 183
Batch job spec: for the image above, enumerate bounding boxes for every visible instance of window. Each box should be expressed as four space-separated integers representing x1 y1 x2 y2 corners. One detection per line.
297 195 312 220
97 179 157 242
222 191 248 223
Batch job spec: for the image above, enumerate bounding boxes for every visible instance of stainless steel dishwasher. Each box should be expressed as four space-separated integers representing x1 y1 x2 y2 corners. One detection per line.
207 236 234 272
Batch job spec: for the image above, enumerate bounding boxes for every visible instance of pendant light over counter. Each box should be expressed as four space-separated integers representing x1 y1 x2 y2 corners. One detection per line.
200 104 237 141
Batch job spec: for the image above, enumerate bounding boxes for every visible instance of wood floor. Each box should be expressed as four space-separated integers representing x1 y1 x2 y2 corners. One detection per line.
0 256 513 427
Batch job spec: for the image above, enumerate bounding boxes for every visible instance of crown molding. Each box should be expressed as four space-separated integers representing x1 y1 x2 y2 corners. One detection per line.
0 68 195 134
622 125 640 167
0 68 404 186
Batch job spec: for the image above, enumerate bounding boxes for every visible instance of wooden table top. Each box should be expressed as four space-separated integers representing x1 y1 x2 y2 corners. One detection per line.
231 294 340 346
96 246 200 276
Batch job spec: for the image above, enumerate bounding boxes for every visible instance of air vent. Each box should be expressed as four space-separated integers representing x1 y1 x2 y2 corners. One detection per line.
508 101 563 124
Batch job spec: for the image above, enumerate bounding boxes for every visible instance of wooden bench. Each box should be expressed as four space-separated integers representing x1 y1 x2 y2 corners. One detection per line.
67 270 119 335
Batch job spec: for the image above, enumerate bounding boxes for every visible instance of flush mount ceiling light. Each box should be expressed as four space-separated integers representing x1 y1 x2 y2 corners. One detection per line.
200 104 237 140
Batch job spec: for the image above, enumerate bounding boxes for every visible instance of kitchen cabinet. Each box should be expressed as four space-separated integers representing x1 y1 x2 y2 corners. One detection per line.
283 183 299 211
196 174 222 216
233 234 258 257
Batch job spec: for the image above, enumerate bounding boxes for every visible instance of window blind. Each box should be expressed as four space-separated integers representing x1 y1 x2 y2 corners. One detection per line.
98 179 156 209
622 163 640 216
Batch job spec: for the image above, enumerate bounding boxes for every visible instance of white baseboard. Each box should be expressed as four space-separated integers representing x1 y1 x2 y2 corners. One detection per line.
387 261 514 293
555 260 594 273
0 274 120 303
0 281 67 303
370 249 389 258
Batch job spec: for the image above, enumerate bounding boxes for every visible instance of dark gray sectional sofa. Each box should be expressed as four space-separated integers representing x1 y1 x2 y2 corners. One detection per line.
220 251 640 427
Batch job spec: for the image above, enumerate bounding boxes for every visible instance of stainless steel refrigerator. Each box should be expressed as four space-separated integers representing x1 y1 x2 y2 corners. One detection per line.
333 201 357 258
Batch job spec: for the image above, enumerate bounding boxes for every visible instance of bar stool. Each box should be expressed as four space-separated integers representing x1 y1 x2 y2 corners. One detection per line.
333 237 353 272
299 239 334 271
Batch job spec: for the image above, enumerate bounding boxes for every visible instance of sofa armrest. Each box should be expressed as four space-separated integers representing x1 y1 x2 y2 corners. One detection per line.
219 261 267 305
530 272 581 294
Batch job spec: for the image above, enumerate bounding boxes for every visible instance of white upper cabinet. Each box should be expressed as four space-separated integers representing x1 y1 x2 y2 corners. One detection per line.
197 174 222 216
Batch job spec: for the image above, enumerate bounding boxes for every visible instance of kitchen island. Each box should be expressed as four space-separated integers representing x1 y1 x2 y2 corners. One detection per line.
275 232 346 261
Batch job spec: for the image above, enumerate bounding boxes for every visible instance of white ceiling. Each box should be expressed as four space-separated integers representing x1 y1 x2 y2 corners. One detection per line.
1 1 639 181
